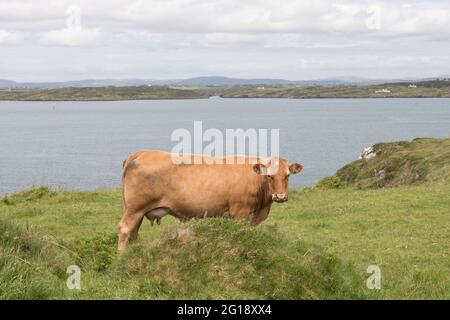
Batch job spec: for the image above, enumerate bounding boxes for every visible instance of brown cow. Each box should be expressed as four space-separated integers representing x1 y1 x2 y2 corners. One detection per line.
118 151 303 251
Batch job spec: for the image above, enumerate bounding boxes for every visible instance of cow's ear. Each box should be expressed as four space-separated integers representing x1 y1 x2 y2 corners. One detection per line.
289 163 303 174
253 163 268 175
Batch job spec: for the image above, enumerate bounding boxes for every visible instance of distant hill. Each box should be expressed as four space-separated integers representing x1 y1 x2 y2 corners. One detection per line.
0 76 391 89
389 79 450 88
1 76 449 89
174 76 297 86
1 76 340 88
0 80 18 88
0 79 178 89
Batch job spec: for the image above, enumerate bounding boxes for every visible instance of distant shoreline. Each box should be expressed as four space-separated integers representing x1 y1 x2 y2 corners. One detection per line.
0 97 210 102
218 95 450 100
2 96 450 102
1 79 450 101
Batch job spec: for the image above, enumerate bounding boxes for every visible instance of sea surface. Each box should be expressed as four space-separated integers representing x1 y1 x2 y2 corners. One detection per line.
1 98 449 195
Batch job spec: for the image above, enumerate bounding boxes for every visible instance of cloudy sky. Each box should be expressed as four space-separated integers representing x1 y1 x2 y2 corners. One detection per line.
1 0 449 82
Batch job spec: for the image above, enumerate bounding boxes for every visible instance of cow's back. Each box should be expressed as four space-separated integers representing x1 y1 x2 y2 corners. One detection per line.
122 151 266 218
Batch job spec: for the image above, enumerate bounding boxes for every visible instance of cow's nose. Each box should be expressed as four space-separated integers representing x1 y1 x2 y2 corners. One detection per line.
273 193 287 201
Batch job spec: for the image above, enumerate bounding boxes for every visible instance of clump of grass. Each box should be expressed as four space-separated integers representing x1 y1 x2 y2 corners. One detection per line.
117 218 364 299
72 232 118 272
315 176 346 189
0 216 71 299
1 186 56 205
1 196 13 206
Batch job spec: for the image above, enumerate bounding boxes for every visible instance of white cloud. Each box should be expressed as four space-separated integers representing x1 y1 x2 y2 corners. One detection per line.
0 0 450 80
0 30 23 44
0 0 449 38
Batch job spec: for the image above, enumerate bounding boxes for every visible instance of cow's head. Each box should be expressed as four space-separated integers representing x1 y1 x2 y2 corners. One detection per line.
253 157 303 203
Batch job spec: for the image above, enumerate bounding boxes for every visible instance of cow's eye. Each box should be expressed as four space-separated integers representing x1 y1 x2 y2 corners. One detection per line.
286 174 290 179
267 175 273 180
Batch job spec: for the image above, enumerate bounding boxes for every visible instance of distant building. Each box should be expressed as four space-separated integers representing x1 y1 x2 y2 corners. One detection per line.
375 88 391 93
257 86 265 90
408 84 417 88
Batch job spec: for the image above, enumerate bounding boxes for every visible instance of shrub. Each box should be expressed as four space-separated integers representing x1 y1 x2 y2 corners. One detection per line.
2 186 56 205
72 232 118 272
315 176 345 189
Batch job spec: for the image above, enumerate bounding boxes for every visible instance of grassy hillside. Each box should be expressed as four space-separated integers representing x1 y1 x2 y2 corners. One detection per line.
1 184 449 299
0 86 208 101
317 138 450 189
220 82 450 98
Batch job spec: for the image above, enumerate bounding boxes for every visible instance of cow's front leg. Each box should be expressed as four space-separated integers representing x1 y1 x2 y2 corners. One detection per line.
229 204 252 221
229 204 261 223
251 205 272 225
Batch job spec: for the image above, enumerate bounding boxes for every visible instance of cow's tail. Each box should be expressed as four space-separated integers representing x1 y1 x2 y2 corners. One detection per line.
121 155 135 210
121 152 144 210
121 158 128 210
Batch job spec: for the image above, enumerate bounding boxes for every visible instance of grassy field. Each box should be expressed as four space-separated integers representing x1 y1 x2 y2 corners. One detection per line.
0 86 208 101
1 183 449 299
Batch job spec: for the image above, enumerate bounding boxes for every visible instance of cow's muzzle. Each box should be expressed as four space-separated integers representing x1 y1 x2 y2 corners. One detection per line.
272 193 288 202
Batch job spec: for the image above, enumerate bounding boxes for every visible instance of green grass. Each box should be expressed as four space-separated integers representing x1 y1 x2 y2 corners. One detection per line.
279 186 450 299
324 138 450 189
0 86 208 101
0 216 73 299
1 184 448 299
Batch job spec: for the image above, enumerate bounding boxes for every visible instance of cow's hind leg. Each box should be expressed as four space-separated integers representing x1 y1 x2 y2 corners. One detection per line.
118 209 145 252
251 205 271 225
130 216 144 241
